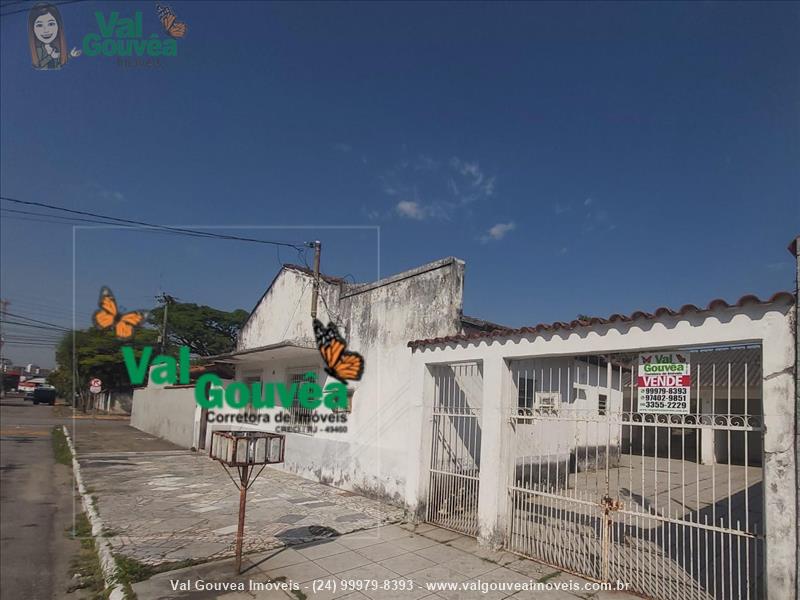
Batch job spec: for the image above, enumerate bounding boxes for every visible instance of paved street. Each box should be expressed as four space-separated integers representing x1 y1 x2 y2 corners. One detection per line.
0 395 78 600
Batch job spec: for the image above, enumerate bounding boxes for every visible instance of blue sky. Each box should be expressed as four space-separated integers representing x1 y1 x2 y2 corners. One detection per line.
1 1 798 368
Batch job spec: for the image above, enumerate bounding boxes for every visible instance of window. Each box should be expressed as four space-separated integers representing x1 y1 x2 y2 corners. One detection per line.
517 377 535 412
243 374 261 415
286 368 315 424
598 393 607 416
573 385 587 402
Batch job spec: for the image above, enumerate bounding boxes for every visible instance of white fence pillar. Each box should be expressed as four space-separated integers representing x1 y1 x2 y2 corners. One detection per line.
762 321 797 599
477 357 512 548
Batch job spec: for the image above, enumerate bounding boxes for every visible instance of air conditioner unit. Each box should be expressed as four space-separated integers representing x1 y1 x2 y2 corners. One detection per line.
535 391 561 410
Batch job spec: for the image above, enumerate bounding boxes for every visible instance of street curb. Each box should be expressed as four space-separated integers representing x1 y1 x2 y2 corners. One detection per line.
62 425 126 600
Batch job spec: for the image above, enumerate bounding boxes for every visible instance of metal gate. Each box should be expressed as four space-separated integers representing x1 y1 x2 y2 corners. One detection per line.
506 346 764 599
426 362 482 536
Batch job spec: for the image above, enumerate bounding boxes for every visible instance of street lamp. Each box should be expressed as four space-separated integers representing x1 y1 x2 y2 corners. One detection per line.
209 430 285 573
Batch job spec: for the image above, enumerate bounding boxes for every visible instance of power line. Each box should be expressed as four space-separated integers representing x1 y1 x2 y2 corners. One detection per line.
1 311 72 331
0 320 70 332
1 197 311 250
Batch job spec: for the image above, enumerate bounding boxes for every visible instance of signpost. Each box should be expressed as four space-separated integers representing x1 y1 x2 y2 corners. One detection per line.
637 353 691 415
209 431 285 573
89 378 102 416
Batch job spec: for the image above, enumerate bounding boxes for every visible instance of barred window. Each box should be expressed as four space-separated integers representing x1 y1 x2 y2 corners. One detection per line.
286 369 315 424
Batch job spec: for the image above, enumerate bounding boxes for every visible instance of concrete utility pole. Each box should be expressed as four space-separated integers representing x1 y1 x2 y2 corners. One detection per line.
790 236 799 600
0 299 8 398
309 240 321 319
156 293 176 353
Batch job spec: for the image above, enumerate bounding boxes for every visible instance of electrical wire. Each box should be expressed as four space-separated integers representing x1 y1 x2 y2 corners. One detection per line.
0 320 70 332
0 196 312 250
1 311 72 330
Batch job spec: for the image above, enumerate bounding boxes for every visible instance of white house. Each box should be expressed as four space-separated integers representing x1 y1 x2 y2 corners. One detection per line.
129 240 798 599
133 257 505 506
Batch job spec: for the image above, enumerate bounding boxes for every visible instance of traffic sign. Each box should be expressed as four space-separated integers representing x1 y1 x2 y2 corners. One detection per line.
89 378 102 394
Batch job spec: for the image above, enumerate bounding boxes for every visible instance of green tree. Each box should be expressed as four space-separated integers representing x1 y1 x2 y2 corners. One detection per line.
50 327 159 409
148 303 248 356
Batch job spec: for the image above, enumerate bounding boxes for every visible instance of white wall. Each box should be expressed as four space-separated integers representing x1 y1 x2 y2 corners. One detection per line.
214 259 466 507
408 300 796 598
131 383 198 448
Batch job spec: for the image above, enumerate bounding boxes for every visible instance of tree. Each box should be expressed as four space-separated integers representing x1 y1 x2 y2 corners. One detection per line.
50 327 159 409
148 302 248 356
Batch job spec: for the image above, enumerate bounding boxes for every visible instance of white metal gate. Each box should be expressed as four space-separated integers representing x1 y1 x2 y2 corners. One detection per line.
426 362 482 536
506 346 764 599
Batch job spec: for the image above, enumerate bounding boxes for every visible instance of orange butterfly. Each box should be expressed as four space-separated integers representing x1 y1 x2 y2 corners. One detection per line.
93 288 145 339
313 319 364 383
156 3 188 39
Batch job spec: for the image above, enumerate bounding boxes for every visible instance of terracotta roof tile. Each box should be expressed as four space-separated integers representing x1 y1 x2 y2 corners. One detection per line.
408 291 795 350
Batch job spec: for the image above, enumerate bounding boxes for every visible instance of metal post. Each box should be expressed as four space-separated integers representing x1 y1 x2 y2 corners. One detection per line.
0 299 8 399
235 465 249 574
310 241 321 319
161 301 169 354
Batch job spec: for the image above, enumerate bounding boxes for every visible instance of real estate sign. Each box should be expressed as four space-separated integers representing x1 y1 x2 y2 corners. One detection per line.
637 353 691 414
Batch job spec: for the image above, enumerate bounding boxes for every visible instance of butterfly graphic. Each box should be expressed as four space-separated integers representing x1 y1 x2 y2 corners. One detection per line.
156 3 188 39
93 288 145 339
313 319 364 384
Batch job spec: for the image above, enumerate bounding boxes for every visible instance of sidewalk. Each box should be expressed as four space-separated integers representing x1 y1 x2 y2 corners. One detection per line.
73 419 638 600
73 419 403 566
133 522 638 600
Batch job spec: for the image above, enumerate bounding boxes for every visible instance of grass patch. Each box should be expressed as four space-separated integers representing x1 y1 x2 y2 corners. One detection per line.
52 426 72 466
113 554 209 597
66 512 112 599
115 555 156 584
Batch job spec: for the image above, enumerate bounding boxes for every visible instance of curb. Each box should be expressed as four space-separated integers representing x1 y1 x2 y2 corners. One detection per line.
62 425 126 600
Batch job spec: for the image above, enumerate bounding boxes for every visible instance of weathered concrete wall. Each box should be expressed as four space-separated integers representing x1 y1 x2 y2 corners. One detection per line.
237 268 340 350
410 299 796 597
131 384 199 449
220 258 466 508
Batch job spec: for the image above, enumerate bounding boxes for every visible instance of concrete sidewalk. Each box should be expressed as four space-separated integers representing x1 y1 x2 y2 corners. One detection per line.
75 420 637 600
133 522 638 600
73 420 403 566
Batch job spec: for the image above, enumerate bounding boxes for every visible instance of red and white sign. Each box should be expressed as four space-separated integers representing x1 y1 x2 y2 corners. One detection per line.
89 378 102 394
637 354 691 414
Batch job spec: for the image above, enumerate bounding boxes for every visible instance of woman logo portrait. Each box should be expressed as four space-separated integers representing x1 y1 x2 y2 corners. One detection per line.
27 2 81 70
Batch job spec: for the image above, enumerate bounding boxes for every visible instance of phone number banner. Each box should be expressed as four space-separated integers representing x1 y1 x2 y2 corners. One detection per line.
637 353 691 414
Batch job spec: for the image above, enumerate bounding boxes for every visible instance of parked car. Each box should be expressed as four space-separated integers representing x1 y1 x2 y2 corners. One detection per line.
24 391 35 401
32 387 57 405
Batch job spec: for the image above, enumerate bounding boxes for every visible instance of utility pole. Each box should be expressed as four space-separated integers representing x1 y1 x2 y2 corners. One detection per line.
0 299 8 399
309 241 321 319
156 293 176 353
